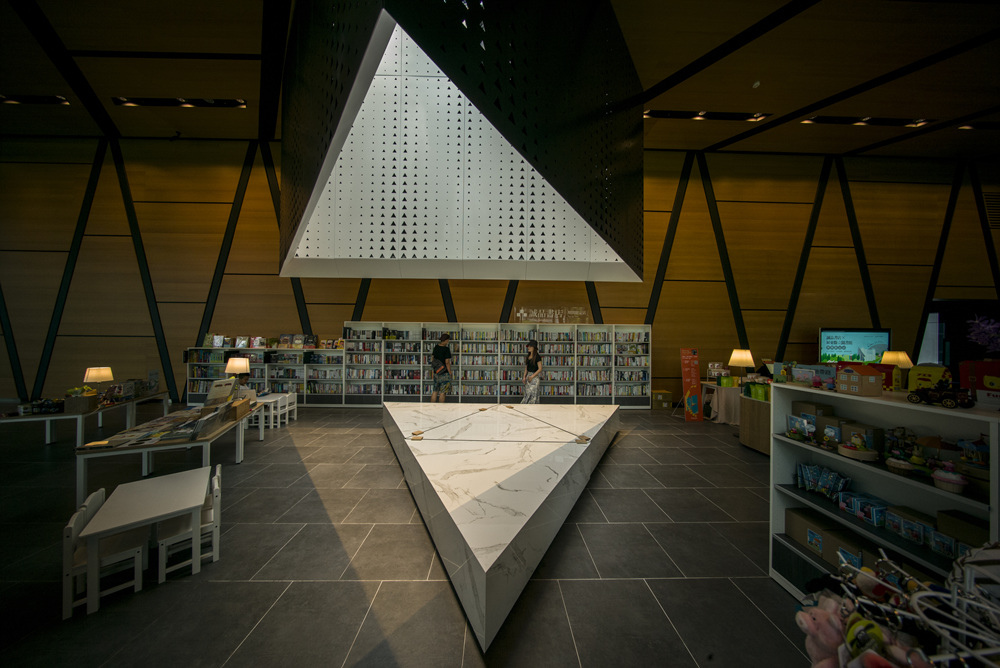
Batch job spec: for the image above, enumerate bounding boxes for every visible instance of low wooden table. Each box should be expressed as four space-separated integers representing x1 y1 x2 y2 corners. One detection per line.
0 392 170 448
79 467 210 614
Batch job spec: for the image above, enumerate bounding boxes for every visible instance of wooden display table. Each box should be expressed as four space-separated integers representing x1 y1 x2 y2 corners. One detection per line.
739 395 770 455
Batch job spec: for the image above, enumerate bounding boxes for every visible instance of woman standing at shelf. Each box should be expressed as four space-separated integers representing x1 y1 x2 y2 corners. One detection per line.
521 339 543 404
430 333 453 403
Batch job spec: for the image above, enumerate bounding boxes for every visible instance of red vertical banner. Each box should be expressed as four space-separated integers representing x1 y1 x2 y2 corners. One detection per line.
680 348 702 421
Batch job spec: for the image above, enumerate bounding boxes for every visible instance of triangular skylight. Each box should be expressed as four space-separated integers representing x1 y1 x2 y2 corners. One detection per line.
281 14 638 282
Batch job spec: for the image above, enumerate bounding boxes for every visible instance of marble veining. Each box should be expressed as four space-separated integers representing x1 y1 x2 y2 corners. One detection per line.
383 402 619 650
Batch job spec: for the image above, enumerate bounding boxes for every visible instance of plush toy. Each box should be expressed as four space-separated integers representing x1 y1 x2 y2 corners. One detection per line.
796 605 844 666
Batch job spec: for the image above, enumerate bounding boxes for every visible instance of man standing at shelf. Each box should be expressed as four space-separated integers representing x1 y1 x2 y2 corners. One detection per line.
430 333 453 403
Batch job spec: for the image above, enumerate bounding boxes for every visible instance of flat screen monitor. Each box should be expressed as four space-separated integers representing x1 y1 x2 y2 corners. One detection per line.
819 328 891 363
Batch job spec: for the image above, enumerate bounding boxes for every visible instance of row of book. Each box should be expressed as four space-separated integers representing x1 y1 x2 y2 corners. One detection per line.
202 334 343 349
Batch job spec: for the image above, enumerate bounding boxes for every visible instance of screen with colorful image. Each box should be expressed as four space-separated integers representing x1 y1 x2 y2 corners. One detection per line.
819 328 891 363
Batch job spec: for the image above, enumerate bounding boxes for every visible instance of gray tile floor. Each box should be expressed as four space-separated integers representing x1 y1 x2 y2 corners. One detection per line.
0 403 807 667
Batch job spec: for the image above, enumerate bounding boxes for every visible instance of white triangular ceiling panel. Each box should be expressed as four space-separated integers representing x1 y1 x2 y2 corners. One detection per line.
281 15 639 282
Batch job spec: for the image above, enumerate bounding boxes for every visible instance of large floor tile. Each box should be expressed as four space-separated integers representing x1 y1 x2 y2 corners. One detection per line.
577 523 681 578
254 524 373 580
589 488 670 522
644 488 735 522
645 523 764 577
343 524 436 580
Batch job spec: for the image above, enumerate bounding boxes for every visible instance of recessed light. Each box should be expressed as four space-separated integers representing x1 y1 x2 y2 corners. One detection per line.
958 125 974 130
0 94 72 105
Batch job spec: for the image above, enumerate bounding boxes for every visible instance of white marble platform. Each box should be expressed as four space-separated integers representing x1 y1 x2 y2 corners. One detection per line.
382 402 619 650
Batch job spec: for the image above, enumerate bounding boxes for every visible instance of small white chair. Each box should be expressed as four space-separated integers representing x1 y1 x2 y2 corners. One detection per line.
79 488 106 523
62 509 147 620
285 391 298 422
155 470 221 583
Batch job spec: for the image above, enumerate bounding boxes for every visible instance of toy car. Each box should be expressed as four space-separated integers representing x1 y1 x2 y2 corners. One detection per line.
906 382 975 409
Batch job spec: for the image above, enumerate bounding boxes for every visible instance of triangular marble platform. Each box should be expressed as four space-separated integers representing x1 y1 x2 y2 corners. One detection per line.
383 402 620 650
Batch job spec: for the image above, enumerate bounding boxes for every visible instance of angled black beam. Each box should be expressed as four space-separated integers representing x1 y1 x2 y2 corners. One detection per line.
776 156 833 361
439 280 457 323
500 281 519 323
646 152 695 325
32 140 107 400
352 280 371 321
260 141 313 333
258 0 292 141
835 157 880 328
585 282 603 324
109 140 178 402
697 153 749 348
913 162 964 357
706 27 1000 152
849 104 1000 156
9 0 119 138
641 0 820 104
969 162 1000 297
0 282 29 401
196 141 259 348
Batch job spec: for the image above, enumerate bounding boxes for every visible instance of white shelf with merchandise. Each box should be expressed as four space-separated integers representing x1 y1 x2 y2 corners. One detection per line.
305 348 344 404
613 325 651 407
382 322 423 401
343 322 383 405
267 349 305 398
458 324 500 400
421 323 462 399
575 324 613 404
769 383 999 599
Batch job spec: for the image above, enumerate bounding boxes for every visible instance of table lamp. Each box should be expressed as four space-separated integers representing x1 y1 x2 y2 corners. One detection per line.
728 349 754 385
225 357 250 377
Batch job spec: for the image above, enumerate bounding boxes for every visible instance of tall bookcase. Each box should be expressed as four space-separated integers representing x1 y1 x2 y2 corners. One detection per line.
769 384 999 599
184 322 651 407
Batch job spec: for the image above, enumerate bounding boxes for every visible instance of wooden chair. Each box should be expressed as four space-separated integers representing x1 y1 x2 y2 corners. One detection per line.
62 509 147 620
155 470 221 583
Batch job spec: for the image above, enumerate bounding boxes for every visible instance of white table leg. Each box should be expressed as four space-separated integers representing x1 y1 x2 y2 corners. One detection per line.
190 507 201 574
76 456 87 506
202 443 210 467
86 534 100 614
76 415 84 449
161 396 169 416
98 411 103 428
142 452 152 476
235 424 244 463
257 413 264 441
45 419 53 444
126 403 136 429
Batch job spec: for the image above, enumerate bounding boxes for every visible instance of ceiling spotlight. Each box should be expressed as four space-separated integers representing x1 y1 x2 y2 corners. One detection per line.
692 111 707 120
178 98 195 108
904 118 927 128
958 125 974 130
642 108 651 118
800 117 815 124
747 112 766 122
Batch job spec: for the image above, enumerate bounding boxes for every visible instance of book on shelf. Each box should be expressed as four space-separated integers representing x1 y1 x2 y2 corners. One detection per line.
235 336 249 348
202 333 214 347
278 334 292 348
303 335 317 349
222 337 234 348
250 336 266 348
292 334 305 349
212 334 225 348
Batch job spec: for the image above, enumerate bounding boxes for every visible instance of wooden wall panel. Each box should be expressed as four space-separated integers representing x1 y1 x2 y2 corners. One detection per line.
604 308 646 325
229 155 281 275
448 280 509 322
784 342 819 364
935 286 998 300
158 302 205 395
212 275 300 335
0 251 65 392
0 335 14 399
309 304 357 339
869 265 932 357
0 138 97 163
643 151 685 211
60 237 153 335
790 248 871 343
299 277 362 305
136 202 229 302
87 152 131 236
743 310 787 361
511 281 592 322
813 177 854 247
849 182 949 266
663 162 724 281
938 181 994 289
44 336 162 400
706 154 822 203
120 140 246 202
595 210 669 308
653 281 740 400
719 202 811 310
0 163 90 251
363 279 447 322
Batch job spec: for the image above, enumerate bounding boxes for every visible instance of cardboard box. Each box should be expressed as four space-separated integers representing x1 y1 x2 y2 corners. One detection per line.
652 390 673 410
785 507 838 556
887 506 935 545
817 415 848 445
854 495 888 527
931 530 956 558
840 422 885 453
823 529 865 569
959 360 1000 408
936 509 989 548
908 364 952 391
225 397 251 422
835 365 883 396
64 394 98 414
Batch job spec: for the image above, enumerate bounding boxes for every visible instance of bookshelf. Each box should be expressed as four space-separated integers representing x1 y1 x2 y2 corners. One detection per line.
185 322 651 408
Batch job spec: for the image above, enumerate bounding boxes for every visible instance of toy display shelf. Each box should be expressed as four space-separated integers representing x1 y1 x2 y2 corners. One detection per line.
769 383 999 600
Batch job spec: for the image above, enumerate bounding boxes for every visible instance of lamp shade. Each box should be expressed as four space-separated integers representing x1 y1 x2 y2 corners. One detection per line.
728 349 754 368
225 357 250 375
880 351 913 369
83 367 113 383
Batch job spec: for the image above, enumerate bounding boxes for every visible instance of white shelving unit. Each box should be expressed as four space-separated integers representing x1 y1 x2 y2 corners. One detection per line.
185 322 651 407
770 384 999 599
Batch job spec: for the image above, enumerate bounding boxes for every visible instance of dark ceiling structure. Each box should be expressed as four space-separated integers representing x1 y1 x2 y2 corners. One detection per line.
2 0 998 157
